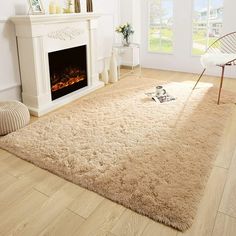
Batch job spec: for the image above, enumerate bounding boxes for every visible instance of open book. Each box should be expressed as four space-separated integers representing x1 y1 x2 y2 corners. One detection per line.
145 92 176 103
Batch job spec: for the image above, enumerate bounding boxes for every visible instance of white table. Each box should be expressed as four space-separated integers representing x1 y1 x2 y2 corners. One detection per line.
112 43 142 80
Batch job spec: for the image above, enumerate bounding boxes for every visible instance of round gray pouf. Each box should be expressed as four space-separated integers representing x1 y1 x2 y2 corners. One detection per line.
0 101 30 136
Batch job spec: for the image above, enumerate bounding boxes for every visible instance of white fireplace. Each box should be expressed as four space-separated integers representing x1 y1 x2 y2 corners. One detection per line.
11 13 104 117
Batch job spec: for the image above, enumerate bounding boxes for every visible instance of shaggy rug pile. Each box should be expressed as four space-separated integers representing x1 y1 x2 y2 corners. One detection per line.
0 77 235 231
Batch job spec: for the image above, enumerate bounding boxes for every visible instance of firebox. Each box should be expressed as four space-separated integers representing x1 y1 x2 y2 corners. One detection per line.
48 45 88 100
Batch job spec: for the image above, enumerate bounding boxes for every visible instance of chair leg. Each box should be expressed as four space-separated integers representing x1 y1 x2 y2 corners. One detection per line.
193 68 206 90
217 66 225 105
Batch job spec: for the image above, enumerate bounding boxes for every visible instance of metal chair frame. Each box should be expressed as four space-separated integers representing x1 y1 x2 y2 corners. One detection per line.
193 32 236 104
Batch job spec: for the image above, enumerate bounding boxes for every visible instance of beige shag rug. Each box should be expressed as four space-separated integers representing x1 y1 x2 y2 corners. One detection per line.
0 77 235 231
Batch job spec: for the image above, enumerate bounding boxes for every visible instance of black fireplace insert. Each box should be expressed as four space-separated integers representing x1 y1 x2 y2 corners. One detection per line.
48 45 88 101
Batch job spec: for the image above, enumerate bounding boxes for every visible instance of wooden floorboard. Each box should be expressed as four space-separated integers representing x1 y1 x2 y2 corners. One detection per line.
9 183 84 236
212 212 236 236
219 150 236 218
38 209 85 236
0 69 236 236
111 209 150 236
68 189 104 219
0 190 48 236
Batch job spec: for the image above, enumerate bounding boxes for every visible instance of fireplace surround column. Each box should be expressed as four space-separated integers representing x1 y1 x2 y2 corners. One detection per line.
88 19 99 87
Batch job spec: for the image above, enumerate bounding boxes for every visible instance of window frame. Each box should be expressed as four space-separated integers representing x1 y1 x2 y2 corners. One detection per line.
147 0 174 55
191 0 224 56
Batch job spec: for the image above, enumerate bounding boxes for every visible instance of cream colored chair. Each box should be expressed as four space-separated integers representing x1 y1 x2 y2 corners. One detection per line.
193 32 236 104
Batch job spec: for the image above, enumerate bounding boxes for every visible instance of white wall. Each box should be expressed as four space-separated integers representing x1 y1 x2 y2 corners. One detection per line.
0 0 30 100
94 0 120 72
0 19 21 100
140 0 236 78
0 0 120 101
119 0 141 44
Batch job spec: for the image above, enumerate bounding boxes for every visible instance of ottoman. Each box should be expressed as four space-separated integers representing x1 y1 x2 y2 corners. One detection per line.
0 101 30 136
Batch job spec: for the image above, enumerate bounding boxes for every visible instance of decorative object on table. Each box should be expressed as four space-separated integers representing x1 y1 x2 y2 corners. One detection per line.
86 0 93 12
74 0 81 13
64 0 74 13
116 23 134 47
145 85 176 103
109 48 118 83
28 0 45 14
0 101 30 136
192 31 236 105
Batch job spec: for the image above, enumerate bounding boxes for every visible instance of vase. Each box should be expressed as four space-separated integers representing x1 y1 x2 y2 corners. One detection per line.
123 37 131 47
86 0 93 12
109 48 118 83
102 58 110 85
74 0 81 13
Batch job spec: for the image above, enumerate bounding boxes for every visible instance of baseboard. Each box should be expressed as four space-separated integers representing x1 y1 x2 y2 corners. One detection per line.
142 64 236 79
0 85 22 101
0 18 8 23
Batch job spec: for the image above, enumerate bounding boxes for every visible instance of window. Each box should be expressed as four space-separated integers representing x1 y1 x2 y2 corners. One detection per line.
148 0 174 53
192 0 224 55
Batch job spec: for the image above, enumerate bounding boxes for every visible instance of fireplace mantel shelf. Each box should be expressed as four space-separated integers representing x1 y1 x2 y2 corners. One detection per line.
11 13 101 25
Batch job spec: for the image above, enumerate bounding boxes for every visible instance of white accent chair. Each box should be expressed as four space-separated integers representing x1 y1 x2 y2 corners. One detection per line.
193 32 236 104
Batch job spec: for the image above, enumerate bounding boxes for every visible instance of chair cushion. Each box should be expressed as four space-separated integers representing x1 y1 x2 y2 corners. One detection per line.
0 101 30 136
201 53 236 68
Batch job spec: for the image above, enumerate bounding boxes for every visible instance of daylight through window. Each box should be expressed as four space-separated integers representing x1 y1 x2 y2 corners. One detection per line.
148 0 173 53
192 0 224 55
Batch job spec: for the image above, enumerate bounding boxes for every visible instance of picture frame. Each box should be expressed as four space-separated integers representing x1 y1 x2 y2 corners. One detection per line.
28 0 45 14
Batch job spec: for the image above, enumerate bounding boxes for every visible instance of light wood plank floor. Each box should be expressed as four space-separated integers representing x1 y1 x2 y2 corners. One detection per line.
1 69 236 236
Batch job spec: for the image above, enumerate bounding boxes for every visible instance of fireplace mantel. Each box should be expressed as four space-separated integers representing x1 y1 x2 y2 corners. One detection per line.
11 13 100 23
11 13 104 117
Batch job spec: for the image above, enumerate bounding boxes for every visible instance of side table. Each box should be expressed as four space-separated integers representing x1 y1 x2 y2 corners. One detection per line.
112 43 142 80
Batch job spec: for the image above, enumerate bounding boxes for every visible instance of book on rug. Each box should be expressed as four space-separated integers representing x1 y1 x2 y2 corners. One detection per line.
145 89 176 103
152 94 176 103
